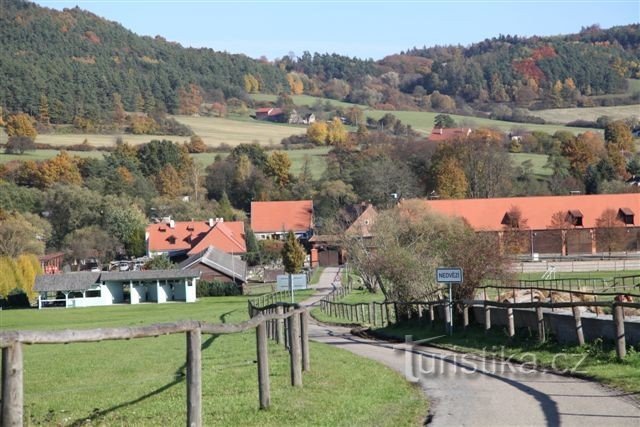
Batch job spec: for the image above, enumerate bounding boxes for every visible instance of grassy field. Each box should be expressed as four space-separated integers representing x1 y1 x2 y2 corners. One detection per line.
251 94 368 110
173 115 307 147
0 149 104 164
191 146 331 178
377 322 640 393
311 287 386 325
0 295 427 426
251 94 597 135
532 104 640 124
0 115 306 149
509 152 552 176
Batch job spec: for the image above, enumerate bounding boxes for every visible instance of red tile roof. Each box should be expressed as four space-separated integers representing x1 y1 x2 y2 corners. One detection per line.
251 200 313 233
412 194 640 231
146 220 246 255
428 127 472 142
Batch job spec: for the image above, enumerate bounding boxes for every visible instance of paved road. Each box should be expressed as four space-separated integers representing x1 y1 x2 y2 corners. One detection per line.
303 267 640 426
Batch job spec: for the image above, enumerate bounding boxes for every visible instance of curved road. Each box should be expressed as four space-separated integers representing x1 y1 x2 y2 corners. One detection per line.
303 267 640 426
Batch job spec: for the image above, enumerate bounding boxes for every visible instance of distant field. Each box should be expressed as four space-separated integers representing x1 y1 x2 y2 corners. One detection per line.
173 115 306 147
509 152 551 176
532 104 640 124
252 94 596 135
251 94 368 110
0 115 306 149
590 78 640 100
0 149 104 164
192 146 331 178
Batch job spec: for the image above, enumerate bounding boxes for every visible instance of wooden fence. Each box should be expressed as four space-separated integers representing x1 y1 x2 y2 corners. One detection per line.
319 295 640 361
0 304 310 427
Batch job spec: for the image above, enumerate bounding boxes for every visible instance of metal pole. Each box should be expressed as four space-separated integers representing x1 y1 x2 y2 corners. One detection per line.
448 283 453 335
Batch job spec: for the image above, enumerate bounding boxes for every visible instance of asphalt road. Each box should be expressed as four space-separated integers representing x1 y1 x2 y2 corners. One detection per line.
304 267 640 426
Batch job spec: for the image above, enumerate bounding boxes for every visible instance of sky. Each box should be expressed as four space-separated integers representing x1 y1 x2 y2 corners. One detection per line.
35 1 640 60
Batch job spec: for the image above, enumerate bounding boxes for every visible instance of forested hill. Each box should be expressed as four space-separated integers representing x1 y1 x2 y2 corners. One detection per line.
1 0 639 122
374 24 640 108
0 0 288 122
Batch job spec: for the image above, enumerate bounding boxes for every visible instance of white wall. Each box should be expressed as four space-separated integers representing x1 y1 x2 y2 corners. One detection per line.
186 278 197 303
104 283 124 304
158 282 170 303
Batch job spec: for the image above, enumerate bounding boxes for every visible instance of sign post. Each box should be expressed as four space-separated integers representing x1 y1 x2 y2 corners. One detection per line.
436 267 463 335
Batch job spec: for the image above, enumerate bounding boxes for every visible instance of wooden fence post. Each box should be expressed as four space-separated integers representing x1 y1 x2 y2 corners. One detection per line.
276 305 284 345
368 303 374 325
536 304 545 343
394 303 399 324
484 302 491 333
572 306 585 346
300 311 310 372
614 303 626 360
186 328 202 427
284 306 291 350
360 304 366 323
417 304 423 323
385 303 391 326
288 312 302 386
1 343 23 427
507 306 515 338
256 322 270 410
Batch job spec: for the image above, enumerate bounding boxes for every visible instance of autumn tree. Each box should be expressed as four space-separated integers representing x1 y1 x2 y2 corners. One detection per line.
266 151 292 187
177 83 204 115
112 92 126 126
307 121 328 145
434 157 468 199
63 226 120 263
5 136 36 154
595 208 626 255
38 94 50 125
604 120 634 152
243 74 260 93
156 164 183 197
286 72 304 94
16 254 41 302
6 113 37 139
185 135 207 153
326 117 348 146
0 212 48 257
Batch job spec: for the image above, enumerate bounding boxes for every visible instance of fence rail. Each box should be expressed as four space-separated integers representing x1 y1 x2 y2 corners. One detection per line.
319 295 640 361
0 304 310 427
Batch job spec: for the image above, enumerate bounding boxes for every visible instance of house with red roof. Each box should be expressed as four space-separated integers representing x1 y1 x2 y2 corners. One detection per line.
411 193 640 256
255 107 284 121
146 218 246 261
251 200 313 240
428 127 472 142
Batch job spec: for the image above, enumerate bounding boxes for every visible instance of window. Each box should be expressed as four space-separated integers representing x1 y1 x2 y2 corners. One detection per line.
86 289 101 298
568 210 583 227
619 208 634 225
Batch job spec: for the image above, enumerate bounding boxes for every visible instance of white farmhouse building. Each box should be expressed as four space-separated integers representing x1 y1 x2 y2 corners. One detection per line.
34 270 200 309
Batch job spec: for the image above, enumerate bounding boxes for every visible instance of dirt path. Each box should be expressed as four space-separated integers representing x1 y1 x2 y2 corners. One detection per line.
304 267 640 426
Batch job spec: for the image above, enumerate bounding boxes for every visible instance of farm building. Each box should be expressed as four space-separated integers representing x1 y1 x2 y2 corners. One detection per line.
251 200 314 240
179 245 247 287
34 270 200 309
413 193 640 256
146 218 246 261
310 203 377 267
428 127 472 142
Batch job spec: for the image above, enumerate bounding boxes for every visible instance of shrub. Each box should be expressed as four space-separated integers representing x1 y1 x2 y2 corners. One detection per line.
196 280 241 297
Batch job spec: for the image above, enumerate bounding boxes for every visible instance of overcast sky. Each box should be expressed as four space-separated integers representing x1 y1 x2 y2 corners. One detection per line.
35 1 640 60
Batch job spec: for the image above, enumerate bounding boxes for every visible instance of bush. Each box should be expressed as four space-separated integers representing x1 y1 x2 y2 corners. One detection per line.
196 280 241 297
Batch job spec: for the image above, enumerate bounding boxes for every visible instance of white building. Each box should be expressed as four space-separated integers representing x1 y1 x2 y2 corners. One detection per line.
34 270 200 309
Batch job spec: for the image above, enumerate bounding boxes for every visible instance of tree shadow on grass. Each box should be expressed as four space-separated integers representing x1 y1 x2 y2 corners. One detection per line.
67 310 239 426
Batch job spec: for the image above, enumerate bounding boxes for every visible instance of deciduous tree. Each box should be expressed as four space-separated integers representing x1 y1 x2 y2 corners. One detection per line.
281 231 305 274
6 113 37 139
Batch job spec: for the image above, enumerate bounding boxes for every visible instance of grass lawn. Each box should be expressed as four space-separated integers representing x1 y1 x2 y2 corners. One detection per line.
309 267 325 285
376 322 640 393
509 152 551 176
311 287 386 325
532 104 640 124
0 296 427 426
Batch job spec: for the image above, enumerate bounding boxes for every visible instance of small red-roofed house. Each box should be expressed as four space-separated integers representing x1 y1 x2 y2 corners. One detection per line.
428 127 472 142
251 200 313 240
146 218 246 261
